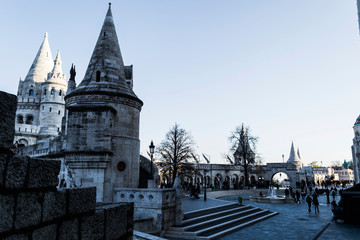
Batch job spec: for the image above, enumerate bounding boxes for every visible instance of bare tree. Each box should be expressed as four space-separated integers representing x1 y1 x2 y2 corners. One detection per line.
157 123 196 187
225 124 260 186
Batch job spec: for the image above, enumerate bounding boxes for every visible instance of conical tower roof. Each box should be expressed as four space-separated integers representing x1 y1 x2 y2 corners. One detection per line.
47 50 65 83
69 4 141 103
287 142 302 167
25 33 54 82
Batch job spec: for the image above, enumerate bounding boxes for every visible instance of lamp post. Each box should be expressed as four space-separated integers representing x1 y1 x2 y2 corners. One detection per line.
149 140 155 180
204 169 208 201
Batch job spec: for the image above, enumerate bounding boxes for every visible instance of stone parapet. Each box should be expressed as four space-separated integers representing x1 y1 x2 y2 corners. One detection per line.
0 156 133 240
114 188 177 233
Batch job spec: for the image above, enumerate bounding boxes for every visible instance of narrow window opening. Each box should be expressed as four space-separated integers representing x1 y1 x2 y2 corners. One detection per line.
42 106 44 110
96 71 101 82
18 127 21 132
58 110 61 115
29 90 34 96
44 89 47 95
104 31 106 37
59 90 62 96
57 127 60 132
51 88 54 95
49 107 52 112
17 115 24 124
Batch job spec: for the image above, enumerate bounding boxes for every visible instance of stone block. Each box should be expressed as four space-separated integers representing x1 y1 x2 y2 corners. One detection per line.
80 209 105 240
42 189 67 222
27 158 61 189
5 156 29 189
0 194 15 233
68 187 96 215
32 224 57 240
14 192 43 229
100 203 133 240
0 91 17 150
0 154 7 187
58 219 78 240
4 233 28 240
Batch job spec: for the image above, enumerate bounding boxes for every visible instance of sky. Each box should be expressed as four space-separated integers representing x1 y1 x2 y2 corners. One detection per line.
1 0 360 167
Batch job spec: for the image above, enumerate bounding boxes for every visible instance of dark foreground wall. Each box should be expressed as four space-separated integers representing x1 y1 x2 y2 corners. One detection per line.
0 90 134 239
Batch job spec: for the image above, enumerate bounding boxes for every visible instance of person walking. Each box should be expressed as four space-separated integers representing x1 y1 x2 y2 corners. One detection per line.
325 188 330 204
313 193 319 213
306 193 313 212
296 190 301 204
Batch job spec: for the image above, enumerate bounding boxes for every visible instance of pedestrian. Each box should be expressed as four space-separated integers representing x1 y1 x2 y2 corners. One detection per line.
296 190 301 204
306 194 312 212
331 189 336 201
285 188 289 198
313 193 319 213
325 188 330 204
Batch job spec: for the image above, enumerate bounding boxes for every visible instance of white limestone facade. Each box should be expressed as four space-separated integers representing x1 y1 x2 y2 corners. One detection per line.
351 119 360 183
14 33 67 146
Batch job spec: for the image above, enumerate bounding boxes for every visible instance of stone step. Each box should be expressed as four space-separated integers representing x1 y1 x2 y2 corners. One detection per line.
204 212 279 240
195 209 271 236
181 205 252 227
183 202 239 220
184 207 261 232
165 204 279 240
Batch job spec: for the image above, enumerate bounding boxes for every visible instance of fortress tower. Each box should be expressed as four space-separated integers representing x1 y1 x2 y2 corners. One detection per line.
64 4 143 202
14 33 67 146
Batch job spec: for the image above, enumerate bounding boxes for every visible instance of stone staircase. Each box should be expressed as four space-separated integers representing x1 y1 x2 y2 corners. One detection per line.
164 202 278 240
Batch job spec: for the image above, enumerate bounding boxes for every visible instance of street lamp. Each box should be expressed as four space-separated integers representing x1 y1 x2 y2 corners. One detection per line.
149 140 155 180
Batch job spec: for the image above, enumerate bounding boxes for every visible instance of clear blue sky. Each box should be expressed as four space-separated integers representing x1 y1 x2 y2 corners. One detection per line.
1 0 360 166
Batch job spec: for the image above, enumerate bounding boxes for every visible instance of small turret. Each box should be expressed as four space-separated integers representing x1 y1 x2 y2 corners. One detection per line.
287 141 302 169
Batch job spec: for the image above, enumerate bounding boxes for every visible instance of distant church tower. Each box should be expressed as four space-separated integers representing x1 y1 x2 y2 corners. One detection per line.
14 33 67 146
64 4 143 202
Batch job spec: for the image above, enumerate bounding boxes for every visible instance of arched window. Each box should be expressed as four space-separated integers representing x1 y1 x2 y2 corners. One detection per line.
44 89 47 95
25 115 34 125
49 108 52 112
51 88 54 95
17 115 24 124
96 71 100 82
58 110 61 115
59 90 62 96
29 90 34 96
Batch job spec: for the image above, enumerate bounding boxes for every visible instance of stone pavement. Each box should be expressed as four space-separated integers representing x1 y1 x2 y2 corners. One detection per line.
181 193 360 240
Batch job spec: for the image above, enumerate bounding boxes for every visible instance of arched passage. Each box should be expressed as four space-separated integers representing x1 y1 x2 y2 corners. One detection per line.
271 172 291 188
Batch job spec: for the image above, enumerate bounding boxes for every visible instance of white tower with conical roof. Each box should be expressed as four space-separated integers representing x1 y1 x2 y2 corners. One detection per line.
38 50 67 140
14 34 67 146
287 142 302 170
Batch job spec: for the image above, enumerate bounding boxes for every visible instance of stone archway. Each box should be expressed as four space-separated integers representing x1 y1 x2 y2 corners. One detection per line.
265 163 299 189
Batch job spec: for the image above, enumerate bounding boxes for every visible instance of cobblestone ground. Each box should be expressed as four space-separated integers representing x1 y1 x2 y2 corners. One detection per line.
182 194 360 240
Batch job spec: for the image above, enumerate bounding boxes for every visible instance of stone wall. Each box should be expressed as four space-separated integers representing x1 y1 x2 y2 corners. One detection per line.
0 155 134 240
0 90 134 239
0 91 17 152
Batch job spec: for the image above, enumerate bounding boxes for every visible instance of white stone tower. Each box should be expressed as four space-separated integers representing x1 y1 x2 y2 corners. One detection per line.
38 50 67 141
287 142 302 170
14 33 67 146
64 4 143 202
352 117 360 183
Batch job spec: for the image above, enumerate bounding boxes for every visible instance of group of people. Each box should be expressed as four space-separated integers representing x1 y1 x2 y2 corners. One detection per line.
182 182 201 199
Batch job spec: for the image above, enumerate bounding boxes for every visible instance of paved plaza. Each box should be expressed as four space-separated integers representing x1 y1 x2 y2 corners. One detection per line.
182 192 360 240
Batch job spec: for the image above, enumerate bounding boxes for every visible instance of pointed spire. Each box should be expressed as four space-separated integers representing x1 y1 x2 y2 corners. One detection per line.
67 64 77 95
47 50 65 83
287 141 302 168
24 32 54 82
297 147 301 160
70 3 141 102
80 3 125 84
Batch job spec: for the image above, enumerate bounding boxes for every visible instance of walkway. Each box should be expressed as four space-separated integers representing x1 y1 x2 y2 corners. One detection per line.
181 192 360 240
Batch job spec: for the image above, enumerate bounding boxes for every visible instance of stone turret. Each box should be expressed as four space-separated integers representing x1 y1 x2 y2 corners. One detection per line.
14 33 57 146
287 142 302 169
64 3 143 202
352 115 360 183
38 50 67 140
